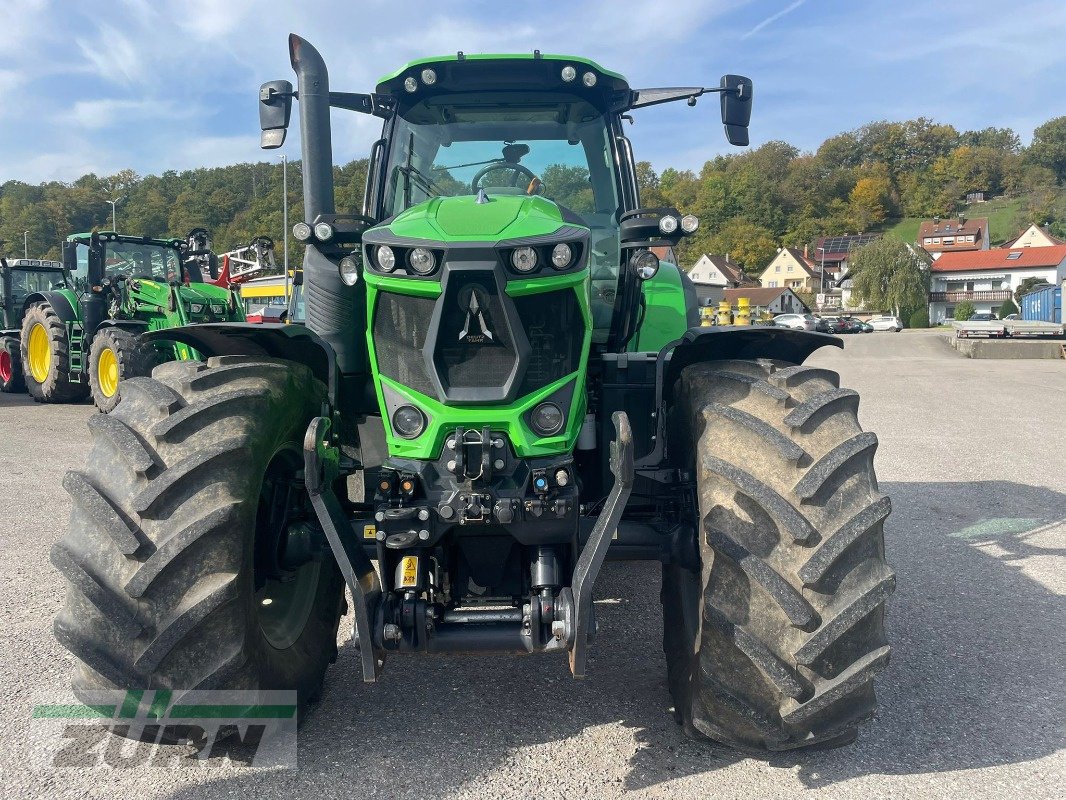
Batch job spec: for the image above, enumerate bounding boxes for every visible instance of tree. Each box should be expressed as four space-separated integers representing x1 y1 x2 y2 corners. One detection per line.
1015 276 1052 304
908 308 929 329
705 218 778 274
997 297 1018 317
954 301 976 321
1027 116 1066 183
848 238 930 317
848 176 892 230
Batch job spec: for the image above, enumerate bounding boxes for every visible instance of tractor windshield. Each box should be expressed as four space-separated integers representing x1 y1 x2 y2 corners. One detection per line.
382 93 623 337
104 241 183 283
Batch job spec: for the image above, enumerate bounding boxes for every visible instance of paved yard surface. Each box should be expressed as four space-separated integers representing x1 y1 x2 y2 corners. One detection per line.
1 330 1063 798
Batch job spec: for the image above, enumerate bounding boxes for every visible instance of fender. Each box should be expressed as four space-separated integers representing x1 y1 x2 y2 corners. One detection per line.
660 326 842 405
142 322 340 404
22 290 79 323
629 326 842 469
97 319 150 332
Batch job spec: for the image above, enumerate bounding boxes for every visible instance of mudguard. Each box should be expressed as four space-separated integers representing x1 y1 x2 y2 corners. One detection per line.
142 322 339 403
660 325 842 406
22 290 79 322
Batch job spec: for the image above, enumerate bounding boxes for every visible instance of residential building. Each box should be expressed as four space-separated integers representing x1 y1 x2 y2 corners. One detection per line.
928 245 1066 323
1006 224 1065 249
810 234 880 280
758 247 821 292
723 286 809 316
917 216 989 258
687 253 757 304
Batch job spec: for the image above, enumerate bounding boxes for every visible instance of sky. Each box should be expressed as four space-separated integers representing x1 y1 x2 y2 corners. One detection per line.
1 0 1065 185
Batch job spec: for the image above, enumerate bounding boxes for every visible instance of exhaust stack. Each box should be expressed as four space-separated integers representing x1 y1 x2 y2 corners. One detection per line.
289 34 336 222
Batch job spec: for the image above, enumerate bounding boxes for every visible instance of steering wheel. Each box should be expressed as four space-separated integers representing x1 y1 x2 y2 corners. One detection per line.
470 161 540 194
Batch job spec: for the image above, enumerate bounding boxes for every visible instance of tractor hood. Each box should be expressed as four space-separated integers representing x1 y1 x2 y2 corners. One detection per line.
385 194 577 242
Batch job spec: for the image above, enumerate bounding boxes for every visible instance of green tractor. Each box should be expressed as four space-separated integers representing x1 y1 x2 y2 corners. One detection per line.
52 37 893 752
1 256 69 393
20 231 244 411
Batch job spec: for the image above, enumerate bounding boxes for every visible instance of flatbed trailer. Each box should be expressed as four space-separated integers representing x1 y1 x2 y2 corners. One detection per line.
953 320 1064 338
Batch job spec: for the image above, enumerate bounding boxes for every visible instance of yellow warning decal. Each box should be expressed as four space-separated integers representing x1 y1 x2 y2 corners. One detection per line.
399 556 419 588
363 524 376 539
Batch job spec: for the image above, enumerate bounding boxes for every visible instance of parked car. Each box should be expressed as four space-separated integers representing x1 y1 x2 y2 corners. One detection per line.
867 315 904 332
813 316 832 333
969 312 998 321
1002 313 1019 321
772 313 818 331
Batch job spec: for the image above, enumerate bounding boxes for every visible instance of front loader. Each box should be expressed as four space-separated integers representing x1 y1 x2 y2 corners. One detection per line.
20 231 245 411
53 36 893 752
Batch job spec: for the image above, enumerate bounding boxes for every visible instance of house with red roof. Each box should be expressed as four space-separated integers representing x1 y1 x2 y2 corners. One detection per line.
758 247 823 292
1006 223 1066 249
928 245 1066 323
918 215 989 258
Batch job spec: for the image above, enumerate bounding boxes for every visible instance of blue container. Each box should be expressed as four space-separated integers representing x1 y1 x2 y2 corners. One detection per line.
1020 284 1062 324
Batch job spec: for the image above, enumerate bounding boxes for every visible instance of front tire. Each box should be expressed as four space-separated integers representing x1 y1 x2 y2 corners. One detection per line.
663 359 893 751
0 335 24 392
88 327 159 412
52 356 345 727
20 301 88 402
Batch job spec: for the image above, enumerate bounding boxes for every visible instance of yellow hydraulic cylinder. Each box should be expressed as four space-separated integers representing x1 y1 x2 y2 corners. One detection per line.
734 297 751 326
699 305 715 326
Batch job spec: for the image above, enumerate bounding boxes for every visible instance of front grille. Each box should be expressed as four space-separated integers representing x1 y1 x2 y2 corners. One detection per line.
433 274 518 393
514 290 583 397
373 292 436 398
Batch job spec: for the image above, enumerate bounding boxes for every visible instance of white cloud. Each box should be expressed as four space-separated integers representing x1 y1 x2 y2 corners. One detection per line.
741 0 806 39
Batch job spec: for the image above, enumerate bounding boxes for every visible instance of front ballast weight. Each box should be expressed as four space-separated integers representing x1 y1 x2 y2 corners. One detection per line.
302 412 634 680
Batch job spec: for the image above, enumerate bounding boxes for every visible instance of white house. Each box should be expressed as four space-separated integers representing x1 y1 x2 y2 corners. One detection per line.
928 245 1066 323
1006 224 1065 249
686 254 757 305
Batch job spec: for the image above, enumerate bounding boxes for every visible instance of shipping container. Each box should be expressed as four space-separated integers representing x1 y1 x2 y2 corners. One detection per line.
1020 284 1062 324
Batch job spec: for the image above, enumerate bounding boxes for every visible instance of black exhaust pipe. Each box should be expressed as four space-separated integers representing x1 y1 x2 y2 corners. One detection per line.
288 35 369 408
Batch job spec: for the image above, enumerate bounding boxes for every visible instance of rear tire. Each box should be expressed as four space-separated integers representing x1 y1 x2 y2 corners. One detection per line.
20 301 88 402
0 335 24 392
52 356 345 730
662 359 893 751
88 327 159 412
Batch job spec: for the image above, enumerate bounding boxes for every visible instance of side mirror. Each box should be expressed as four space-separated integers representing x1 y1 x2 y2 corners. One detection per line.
719 74 753 146
259 80 294 149
61 241 77 273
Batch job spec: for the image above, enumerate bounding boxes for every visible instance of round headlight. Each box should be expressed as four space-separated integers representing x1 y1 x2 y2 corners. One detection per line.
420 68 437 85
658 215 679 234
631 249 660 280
392 405 426 439
582 71 597 87
530 402 564 436
554 468 570 487
292 222 312 242
551 243 572 269
403 76 418 93
681 214 699 233
314 222 334 241
511 246 538 273
376 245 396 272
339 255 359 286
407 247 436 275
561 65 577 82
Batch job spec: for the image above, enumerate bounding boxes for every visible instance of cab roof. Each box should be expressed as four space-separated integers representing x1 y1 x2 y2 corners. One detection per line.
376 53 633 112
67 231 184 247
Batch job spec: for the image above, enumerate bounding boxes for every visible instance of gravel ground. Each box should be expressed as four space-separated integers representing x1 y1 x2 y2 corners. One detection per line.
1 330 1063 798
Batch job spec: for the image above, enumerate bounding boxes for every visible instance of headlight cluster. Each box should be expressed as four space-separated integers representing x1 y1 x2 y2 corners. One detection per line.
504 241 580 275
656 213 699 236
560 65 597 87
391 405 426 439
370 244 441 277
404 68 438 93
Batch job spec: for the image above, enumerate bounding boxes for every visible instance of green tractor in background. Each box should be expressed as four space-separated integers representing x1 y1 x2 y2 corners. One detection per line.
20 231 244 411
53 36 893 752
1 256 68 393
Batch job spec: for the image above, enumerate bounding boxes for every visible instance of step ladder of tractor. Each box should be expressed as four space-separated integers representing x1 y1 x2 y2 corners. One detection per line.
69 322 85 377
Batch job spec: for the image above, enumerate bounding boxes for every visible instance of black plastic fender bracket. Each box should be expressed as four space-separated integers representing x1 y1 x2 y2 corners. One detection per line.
303 415 383 682
568 411 634 678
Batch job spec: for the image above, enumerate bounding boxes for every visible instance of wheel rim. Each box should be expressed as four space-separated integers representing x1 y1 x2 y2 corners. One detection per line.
0 350 11 382
97 346 119 398
253 447 321 650
27 323 51 383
